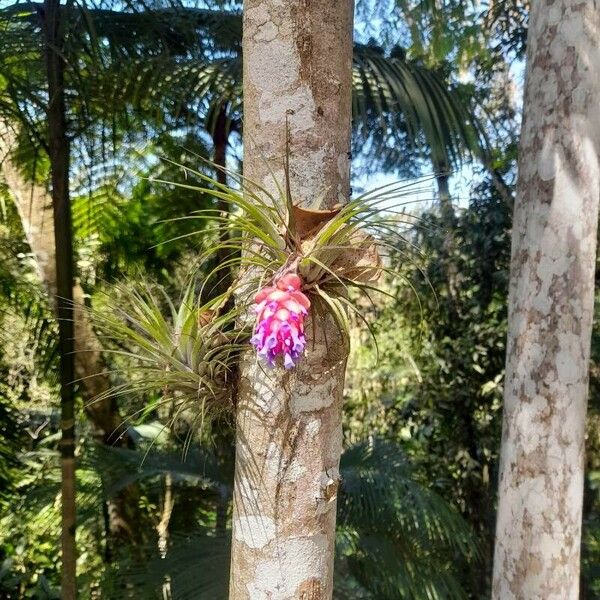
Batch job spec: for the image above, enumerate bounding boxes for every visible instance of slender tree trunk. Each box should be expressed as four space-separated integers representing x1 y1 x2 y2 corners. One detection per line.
492 1 600 597
229 1 354 597
433 158 460 318
157 473 174 600
43 0 76 595
211 106 234 300
0 121 147 552
436 171 451 210
212 107 228 187
210 110 235 535
433 159 453 220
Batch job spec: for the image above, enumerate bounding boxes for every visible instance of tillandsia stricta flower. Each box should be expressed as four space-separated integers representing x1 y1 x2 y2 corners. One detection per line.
251 273 311 369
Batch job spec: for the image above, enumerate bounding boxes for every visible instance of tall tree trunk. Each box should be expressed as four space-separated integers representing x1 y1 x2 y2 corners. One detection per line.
210 109 235 536
433 158 453 220
492 1 600 597
43 0 76 595
229 1 354 597
212 107 228 187
433 158 460 319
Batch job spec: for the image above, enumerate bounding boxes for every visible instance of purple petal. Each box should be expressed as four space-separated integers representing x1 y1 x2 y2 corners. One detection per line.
284 353 295 369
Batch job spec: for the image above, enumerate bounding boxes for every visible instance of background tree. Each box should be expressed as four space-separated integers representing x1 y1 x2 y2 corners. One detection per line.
492 0 600 596
41 0 77 594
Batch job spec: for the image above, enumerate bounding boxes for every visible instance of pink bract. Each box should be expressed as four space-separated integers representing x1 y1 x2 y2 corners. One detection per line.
250 274 310 369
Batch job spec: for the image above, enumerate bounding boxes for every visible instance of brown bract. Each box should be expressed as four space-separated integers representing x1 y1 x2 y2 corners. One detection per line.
290 202 342 239
331 229 382 284
197 309 215 327
283 203 382 288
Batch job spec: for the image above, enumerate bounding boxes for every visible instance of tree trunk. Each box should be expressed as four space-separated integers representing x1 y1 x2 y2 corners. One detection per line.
43 0 76 595
210 110 236 536
433 159 453 221
433 158 460 319
229 1 354 597
210 106 234 301
0 122 147 552
492 1 600 597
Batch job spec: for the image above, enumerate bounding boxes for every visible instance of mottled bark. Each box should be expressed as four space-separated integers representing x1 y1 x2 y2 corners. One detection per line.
0 121 145 550
492 1 600 598
229 1 354 598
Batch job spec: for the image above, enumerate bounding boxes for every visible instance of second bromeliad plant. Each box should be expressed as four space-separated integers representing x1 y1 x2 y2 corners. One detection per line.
93 157 418 430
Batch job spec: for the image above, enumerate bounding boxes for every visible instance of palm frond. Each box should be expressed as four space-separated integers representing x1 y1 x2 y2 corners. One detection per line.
339 439 478 556
89 442 225 499
1 3 478 168
104 530 230 599
93 438 476 600
352 43 479 170
337 438 479 600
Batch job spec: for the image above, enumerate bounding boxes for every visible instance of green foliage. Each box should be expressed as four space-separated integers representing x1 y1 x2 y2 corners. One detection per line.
0 0 482 190
0 200 57 499
6 2 599 599
105 531 231 599
337 439 478 599
581 289 600 598
96 437 478 599
345 183 511 597
0 434 108 599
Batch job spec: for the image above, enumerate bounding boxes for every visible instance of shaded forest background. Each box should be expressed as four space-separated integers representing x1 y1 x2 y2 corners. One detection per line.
1 0 599 598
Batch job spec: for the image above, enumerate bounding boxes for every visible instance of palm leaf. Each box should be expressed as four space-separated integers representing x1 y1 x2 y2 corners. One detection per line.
93 438 477 600
337 438 479 600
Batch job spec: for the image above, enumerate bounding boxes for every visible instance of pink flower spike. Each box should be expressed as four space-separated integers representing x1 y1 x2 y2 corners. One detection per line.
291 290 311 310
251 273 309 368
277 273 302 292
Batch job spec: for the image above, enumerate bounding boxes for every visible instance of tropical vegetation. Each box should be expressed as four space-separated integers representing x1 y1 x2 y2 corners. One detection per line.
1 0 599 598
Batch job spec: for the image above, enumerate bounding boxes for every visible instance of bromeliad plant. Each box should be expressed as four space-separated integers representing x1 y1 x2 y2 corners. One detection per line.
149 157 424 369
92 156 425 433
91 282 246 438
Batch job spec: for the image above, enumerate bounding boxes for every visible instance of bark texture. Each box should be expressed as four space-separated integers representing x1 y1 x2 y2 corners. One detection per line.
0 121 144 549
229 1 354 598
492 1 600 597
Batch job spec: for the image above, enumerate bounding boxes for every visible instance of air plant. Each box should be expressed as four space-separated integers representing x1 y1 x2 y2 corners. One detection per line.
90 154 427 440
150 155 425 369
90 282 247 442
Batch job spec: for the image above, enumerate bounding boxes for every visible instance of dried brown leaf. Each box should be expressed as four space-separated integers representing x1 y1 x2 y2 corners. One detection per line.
291 203 342 240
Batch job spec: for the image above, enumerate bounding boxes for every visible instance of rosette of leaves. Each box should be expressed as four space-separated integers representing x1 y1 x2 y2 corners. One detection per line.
90 283 247 436
154 158 422 346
